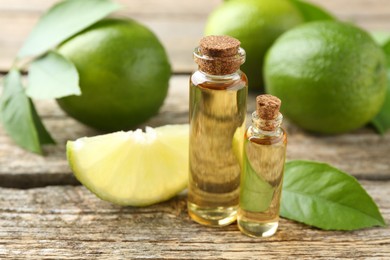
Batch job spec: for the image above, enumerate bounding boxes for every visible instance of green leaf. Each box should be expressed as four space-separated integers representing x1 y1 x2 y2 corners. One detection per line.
0 69 40 153
382 40 390 70
371 41 390 134
17 0 121 59
239 148 274 212
30 99 55 145
372 79 390 134
0 70 42 153
281 160 386 230
26 51 80 99
289 0 335 22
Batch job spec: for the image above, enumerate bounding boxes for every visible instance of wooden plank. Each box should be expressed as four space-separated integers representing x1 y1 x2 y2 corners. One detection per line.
0 76 189 187
0 181 389 259
0 14 201 73
1 0 389 17
0 0 390 73
0 0 222 73
0 75 389 188
0 0 222 15
311 0 390 18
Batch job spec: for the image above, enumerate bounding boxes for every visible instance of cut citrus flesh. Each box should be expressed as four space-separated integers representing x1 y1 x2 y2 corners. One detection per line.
67 124 189 206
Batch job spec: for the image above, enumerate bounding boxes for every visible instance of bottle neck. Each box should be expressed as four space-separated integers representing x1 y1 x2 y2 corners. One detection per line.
250 111 283 137
196 69 243 81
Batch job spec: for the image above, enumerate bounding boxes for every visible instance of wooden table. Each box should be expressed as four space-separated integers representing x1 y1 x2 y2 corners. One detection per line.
1 0 390 258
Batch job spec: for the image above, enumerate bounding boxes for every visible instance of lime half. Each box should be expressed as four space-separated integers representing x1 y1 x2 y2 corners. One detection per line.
67 124 189 206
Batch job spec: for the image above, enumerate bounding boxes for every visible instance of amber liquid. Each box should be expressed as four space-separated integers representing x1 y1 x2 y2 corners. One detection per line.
237 127 287 237
188 71 247 227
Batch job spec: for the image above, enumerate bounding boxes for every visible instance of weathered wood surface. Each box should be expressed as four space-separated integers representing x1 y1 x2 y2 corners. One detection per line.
1 76 389 188
0 0 390 73
1 0 390 259
0 181 389 259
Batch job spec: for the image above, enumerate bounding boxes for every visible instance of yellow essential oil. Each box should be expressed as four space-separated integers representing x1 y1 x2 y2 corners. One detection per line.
237 94 287 237
188 35 248 227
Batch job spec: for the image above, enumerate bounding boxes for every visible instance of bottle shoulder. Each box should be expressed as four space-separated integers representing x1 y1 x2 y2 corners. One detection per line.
245 126 287 146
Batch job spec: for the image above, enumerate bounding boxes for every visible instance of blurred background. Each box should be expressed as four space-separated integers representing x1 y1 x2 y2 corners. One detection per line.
1 0 389 74
0 3 389 250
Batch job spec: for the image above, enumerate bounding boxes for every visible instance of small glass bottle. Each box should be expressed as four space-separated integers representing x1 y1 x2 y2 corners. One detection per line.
237 94 287 237
188 35 248 227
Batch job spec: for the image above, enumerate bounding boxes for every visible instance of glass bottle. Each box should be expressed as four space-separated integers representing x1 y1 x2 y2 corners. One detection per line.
188 35 248 227
237 94 287 237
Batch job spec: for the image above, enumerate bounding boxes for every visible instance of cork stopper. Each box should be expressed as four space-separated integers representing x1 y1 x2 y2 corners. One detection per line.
194 35 244 75
256 94 281 120
199 35 240 58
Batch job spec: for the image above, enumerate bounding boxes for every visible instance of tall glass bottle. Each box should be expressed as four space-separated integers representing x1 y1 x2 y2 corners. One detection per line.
237 94 287 237
188 35 248 227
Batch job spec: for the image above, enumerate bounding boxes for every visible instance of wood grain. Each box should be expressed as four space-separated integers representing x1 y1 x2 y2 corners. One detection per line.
0 181 389 259
0 76 389 188
0 0 390 73
0 1 389 258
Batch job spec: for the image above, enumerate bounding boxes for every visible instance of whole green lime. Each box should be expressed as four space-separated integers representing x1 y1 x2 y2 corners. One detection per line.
57 18 171 131
264 21 387 134
204 0 303 91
